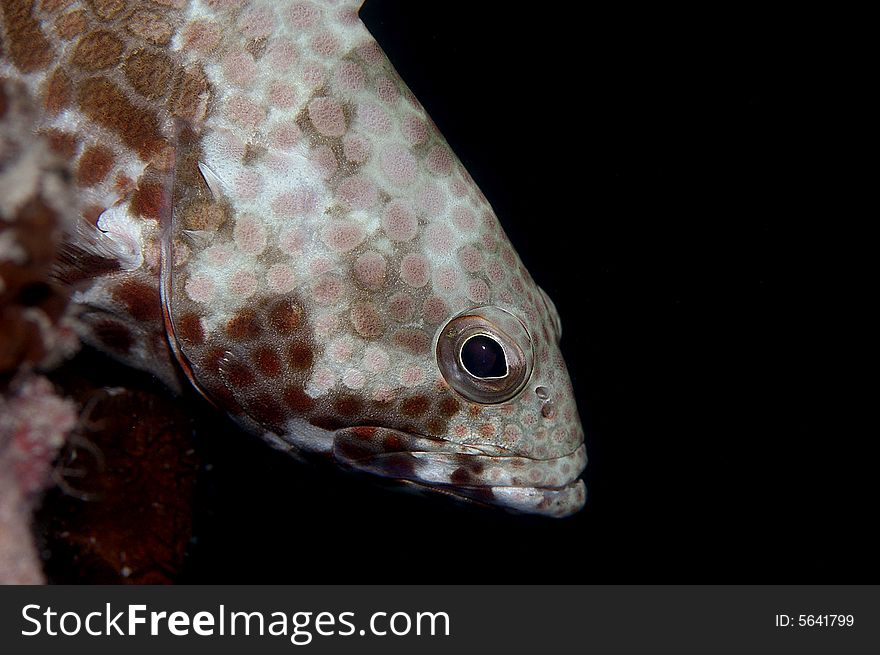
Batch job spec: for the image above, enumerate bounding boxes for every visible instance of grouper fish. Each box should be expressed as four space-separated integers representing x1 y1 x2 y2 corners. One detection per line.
0 0 586 516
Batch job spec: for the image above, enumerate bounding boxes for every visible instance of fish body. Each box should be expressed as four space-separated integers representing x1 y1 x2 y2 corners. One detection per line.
1 0 586 516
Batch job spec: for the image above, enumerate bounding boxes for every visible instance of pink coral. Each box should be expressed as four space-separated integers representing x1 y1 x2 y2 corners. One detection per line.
0 376 77 583
1 79 81 584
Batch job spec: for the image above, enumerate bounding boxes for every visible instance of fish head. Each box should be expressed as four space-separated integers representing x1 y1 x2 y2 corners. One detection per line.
157 3 585 517
166 157 585 517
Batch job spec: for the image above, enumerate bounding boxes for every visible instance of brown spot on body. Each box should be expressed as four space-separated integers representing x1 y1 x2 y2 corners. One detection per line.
55 10 87 39
171 67 209 122
124 49 173 99
457 455 485 476
131 179 167 220
374 453 417 479
245 37 268 60
0 0 54 72
438 395 461 418
350 302 384 339
76 145 114 186
41 0 75 12
334 436 375 462
226 310 261 341
392 328 431 355
78 77 165 160
450 467 475 485
283 387 314 412
87 0 125 21
126 10 173 45
169 124 206 206
219 356 255 387
112 279 160 322
400 395 430 418
44 129 78 157
72 30 125 71
334 394 362 417
382 433 403 451
43 68 71 114
175 313 204 345
180 199 225 231
426 417 450 435
252 347 281 377
288 343 313 370
353 426 378 439
268 299 302 333
200 348 222 374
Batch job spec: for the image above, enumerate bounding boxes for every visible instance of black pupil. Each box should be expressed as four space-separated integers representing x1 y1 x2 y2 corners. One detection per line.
461 335 507 378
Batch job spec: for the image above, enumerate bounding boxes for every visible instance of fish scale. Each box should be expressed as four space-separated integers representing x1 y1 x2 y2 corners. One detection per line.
0 0 587 516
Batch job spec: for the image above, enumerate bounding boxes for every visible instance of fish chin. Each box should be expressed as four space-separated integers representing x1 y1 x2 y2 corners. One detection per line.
331 426 587 518
446 479 587 519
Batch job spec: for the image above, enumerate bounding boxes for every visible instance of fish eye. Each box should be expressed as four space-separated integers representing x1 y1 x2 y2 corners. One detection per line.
436 307 533 404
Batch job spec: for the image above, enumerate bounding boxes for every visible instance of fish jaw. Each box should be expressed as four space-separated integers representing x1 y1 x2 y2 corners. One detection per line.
331 426 587 517
261 420 588 518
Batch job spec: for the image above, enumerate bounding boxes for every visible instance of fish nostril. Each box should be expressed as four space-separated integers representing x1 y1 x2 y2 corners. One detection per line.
541 400 557 420
535 387 556 419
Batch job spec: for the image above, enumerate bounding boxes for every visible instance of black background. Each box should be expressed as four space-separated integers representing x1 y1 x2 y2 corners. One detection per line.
50 2 869 583
187 2 866 582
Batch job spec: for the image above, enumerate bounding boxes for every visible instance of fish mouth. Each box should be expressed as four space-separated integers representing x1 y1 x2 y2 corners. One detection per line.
330 426 587 518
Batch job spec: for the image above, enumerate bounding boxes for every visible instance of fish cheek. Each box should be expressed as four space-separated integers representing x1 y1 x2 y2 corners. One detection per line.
169 291 319 434
306 385 463 441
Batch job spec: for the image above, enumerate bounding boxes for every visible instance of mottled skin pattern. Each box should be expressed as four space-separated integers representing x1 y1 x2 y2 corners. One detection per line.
1 0 586 516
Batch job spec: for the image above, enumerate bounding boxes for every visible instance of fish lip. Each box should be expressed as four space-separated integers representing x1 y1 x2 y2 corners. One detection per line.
394 478 587 518
331 427 587 517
